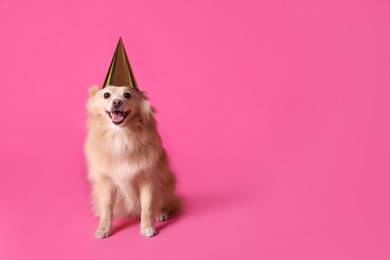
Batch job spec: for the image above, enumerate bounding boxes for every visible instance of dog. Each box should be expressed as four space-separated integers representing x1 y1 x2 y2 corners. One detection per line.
85 85 181 238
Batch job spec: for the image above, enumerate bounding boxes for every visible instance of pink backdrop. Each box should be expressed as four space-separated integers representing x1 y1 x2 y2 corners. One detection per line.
1 0 389 259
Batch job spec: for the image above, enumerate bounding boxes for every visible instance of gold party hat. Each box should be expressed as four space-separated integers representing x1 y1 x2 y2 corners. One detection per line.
103 37 138 89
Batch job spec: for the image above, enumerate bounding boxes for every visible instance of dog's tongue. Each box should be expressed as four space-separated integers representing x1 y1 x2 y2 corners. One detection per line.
111 111 124 123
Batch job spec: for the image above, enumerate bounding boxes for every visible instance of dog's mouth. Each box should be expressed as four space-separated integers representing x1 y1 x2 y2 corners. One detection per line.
106 110 130 125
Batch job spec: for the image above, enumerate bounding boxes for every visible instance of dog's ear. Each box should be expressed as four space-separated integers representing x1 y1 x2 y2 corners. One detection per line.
88 85 100 97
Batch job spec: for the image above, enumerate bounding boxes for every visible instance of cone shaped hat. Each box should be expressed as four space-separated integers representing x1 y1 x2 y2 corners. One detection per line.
103 37 138 89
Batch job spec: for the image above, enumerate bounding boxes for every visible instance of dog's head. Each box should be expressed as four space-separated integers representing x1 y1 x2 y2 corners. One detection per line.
87 86 153 126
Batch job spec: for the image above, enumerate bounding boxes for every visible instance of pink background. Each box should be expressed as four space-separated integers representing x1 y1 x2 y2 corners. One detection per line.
1 0 389 259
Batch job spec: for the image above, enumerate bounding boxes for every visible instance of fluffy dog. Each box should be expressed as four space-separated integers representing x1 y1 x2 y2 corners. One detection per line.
85 85 181 238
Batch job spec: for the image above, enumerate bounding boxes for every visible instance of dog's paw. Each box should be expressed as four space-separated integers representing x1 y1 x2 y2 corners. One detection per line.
156 213 169 222
141 226 157 237
95 227 112 239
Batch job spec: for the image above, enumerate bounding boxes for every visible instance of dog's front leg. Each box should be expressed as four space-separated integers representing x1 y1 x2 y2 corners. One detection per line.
139 182 156 237
94 176 115 239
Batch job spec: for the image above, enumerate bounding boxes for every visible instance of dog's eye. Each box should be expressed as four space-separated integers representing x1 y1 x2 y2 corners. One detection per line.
124 93 131 99
104 92 110 99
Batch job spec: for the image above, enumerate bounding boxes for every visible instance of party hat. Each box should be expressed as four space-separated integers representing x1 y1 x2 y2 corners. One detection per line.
103 37 138 89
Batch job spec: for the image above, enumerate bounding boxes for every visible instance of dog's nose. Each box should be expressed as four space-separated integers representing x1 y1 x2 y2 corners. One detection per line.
112 99 123 108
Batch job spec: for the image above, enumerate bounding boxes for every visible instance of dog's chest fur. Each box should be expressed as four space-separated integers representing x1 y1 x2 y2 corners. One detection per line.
87 125 160 183
105 127 135 158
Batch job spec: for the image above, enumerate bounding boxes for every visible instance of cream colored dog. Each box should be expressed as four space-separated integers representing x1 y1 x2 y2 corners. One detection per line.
85 85 181 238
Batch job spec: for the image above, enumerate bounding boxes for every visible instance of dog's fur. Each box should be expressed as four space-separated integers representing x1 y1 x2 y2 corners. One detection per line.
85 85 181 238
